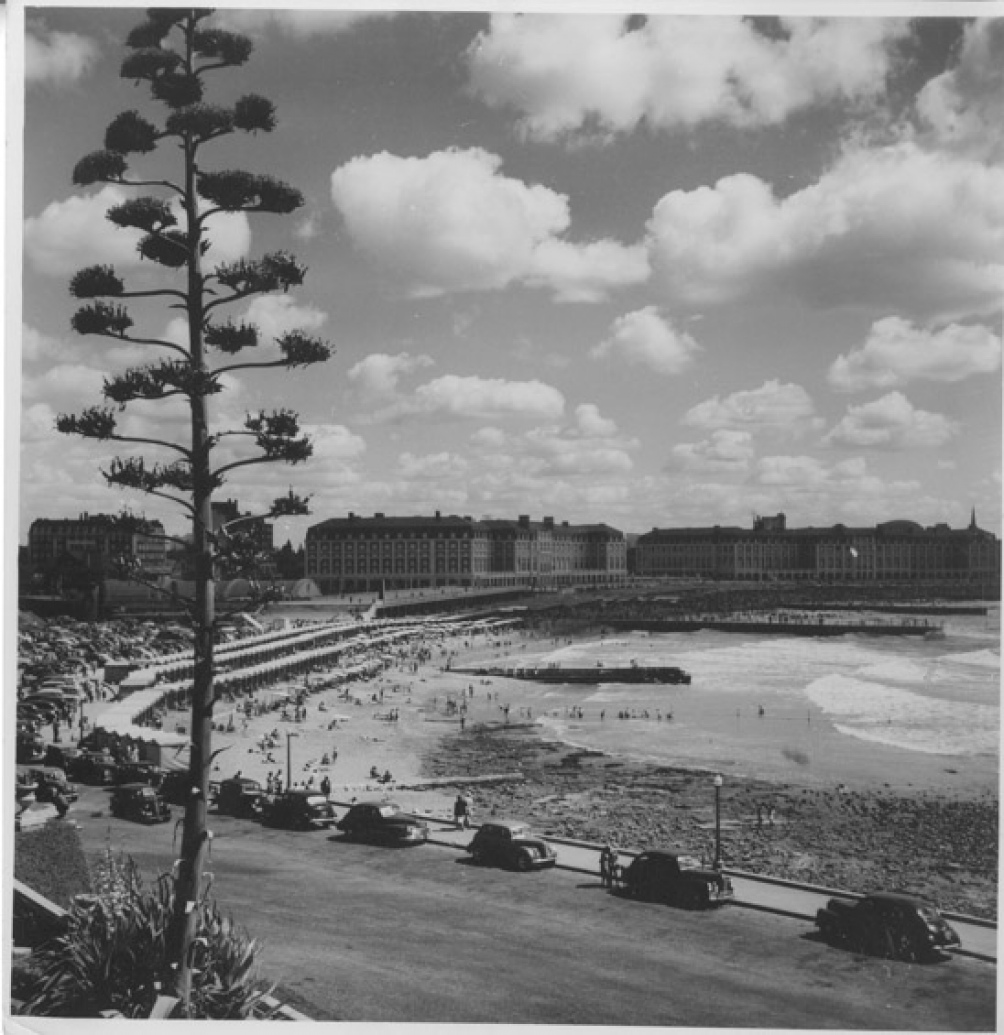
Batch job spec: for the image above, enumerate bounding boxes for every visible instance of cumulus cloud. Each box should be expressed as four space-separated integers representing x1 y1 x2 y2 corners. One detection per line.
525 239 649 302
574 404 618 438
670 430 754 472
646 142 1004 320
214 9 394 38
592 306 700 375
915 19 1004 162
398 451 468 481
683 380 820 434
25 187 251 277
347 352 435 398
26 27 99 87
373 374 566 423
241 294 328 346
828 317 1002 392
466 15 908 142
823 392 958 449
330 147 644 301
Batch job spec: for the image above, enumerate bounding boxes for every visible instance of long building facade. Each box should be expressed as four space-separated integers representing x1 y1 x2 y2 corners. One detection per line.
27 513 168 575
635 512 1001 584
304 512 627 594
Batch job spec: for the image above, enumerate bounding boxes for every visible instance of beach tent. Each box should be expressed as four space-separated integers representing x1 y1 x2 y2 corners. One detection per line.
291 579 322 599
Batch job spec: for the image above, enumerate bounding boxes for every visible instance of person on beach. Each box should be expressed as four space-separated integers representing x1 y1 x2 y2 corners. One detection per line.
599 845 613 887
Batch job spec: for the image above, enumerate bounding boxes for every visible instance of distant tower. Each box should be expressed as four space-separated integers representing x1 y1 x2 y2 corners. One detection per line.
970 506 978 531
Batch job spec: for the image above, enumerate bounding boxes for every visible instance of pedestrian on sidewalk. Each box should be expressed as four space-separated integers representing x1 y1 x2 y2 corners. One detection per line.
453 793 469 829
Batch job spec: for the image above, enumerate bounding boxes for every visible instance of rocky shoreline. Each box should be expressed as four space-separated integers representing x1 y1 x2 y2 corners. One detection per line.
422 724 998 920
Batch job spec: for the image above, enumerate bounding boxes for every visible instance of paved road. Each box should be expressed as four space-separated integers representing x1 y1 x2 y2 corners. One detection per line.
60 787 996 1026
421 819 997 962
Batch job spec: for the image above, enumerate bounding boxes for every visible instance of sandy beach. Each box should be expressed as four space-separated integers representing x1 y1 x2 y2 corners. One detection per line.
155 619 997 918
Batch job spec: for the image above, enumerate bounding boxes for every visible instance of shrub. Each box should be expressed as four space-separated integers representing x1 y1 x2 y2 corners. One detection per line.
18 849 268 1019
14 823 91 907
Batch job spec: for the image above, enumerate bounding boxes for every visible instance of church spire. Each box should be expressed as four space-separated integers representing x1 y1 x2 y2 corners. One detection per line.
969 506 978 531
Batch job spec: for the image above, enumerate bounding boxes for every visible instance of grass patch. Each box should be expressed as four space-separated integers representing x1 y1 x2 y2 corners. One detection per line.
14 823 92 907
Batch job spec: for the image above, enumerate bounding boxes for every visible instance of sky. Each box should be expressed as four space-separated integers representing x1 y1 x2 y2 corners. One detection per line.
16 4 1004 550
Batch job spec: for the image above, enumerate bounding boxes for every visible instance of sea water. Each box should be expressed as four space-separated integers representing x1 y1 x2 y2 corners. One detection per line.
484 608 1000 790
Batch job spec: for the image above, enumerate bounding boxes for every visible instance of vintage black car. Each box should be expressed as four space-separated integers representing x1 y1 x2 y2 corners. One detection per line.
43 744 83 770
620 850 733 909
816 892 961 961
337 801 428 845
213 777 266 819
67 750 119 785
262 790 337 830
109 783 171 824
158 770 193 806
16 765 79 805
466 821 557 871
16 729 47 765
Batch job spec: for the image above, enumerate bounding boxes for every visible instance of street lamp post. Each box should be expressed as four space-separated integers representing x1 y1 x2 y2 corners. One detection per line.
286 731 299 788
713 774 723 870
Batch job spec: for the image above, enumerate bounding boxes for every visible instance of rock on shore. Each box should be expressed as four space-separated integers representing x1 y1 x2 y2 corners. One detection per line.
422 726 998 920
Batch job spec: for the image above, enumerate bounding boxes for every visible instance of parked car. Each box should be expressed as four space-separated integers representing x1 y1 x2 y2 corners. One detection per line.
620 850 733 909
815 892 961 961
16 765 79 805
109 783 171 824
262 790 337 830
466 820 557 871
16 730 46 765
44 744 83 770
213 777 265 819
337 801 429 845
158 770 193 806
67 751 119 785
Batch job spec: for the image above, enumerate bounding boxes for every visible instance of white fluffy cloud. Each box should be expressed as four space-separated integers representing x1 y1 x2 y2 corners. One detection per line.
469 408 636 480
347 352 434 398
330 147 644 300
466 15 908 142
683 380 819 434
374 374 566 423
26 28 99 86
526 239 650 303
592 307 700 375
25 187 251 277
823 392 958 450
828 317 1002 392
214 10 393 39
670 430 754 472
647 142 1004 320
241 295 328 347
916 20 1004 162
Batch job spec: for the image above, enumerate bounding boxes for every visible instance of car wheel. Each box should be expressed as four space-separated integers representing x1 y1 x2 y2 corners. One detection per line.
516 850 534 872
892 930 917 962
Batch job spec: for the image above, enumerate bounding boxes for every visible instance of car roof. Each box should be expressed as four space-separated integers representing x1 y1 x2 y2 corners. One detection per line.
117 782 155 792
354 800 400 808
636 849 682 860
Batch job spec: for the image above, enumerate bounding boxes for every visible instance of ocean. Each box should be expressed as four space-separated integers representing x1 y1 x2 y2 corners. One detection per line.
476 608 1000 792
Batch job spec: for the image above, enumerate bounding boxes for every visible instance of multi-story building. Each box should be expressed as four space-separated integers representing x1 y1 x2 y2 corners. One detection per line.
27 513 168 576
635 512 1001 585
304 512 627 595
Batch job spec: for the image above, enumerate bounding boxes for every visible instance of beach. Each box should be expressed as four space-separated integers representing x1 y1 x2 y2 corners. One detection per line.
169 617 997 918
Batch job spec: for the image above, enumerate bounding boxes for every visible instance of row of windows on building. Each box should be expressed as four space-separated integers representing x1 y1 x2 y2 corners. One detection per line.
635 514 1001 581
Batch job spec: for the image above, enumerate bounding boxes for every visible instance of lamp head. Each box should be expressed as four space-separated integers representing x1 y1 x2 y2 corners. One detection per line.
713 774 723 788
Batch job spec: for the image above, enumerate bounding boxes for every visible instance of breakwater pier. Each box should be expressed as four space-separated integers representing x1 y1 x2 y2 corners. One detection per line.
451 664 692 685
606 612 942 637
